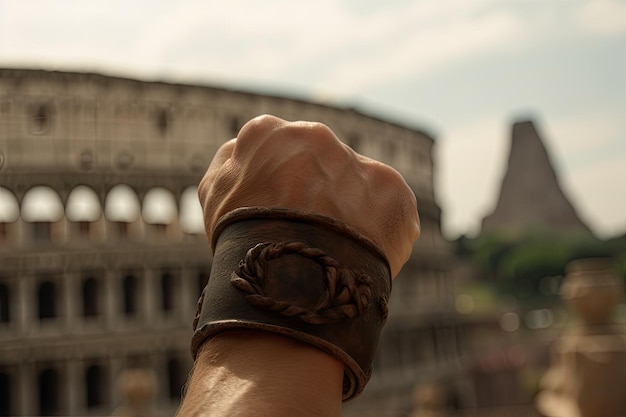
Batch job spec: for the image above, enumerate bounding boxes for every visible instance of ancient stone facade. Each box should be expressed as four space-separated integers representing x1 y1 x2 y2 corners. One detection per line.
481 120 590 236
0 68 460 417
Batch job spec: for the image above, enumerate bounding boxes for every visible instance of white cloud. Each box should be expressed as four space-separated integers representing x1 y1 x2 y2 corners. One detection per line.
318 7 527 96
1 0 624 238
0 0 533 94
574 0 626 37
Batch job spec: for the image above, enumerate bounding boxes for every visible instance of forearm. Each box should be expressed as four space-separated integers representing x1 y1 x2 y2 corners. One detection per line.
177 331 344 417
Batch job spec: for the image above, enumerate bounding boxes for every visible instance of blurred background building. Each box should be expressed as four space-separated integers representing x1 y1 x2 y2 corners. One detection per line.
2 67 625 417
1 2 625 416
0 68 461 417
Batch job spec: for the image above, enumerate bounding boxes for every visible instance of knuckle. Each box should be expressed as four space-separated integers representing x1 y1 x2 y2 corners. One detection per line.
235 114 286 150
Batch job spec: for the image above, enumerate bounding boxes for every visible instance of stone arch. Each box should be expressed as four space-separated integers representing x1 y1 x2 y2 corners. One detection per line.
104 184 141 238
179 186 204 234
0 187 19 243
0 187 19 223
66 185 102 222
82 277 100 318
0 371 11 416
166 355 185 401
160 271 175 313
67 185 103 240
0 282 9 324
104 184 141 222
22 186 64 242
38 368 60 416
142 187 177 225
85 364 105 408
122 274 138 317
21 186 64 222
37 280 57 320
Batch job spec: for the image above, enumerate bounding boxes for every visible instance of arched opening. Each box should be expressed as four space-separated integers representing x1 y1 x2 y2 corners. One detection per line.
0 283 9 324
161 272 175 313
22 186 64 222
38 368 59 416
142 187 177 228
82 278 99 318
0 371 11 416
85 364 104 408
22 186 64 242
38 281 57 320
0 187 19 242
104 185 141 237
180 186 204 235
167 356 185 401
122 275 138 317
67 185 102 238
0 187 19 222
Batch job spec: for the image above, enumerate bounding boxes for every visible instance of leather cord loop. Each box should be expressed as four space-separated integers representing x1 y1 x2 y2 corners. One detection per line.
191 208 392 401
231 241 374 325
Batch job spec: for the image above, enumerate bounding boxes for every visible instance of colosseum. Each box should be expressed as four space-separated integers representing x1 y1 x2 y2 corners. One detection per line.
0 68 461 416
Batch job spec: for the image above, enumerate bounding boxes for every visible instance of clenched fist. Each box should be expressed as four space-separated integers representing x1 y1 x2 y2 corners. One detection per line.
198 114 420 278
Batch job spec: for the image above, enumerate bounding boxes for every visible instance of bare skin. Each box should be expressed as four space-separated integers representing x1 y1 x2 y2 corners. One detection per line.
178 115 420 416
176 331 344 417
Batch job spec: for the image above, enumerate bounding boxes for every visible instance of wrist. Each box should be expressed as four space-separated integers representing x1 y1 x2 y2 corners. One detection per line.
178 331 344 417
192 209 392 400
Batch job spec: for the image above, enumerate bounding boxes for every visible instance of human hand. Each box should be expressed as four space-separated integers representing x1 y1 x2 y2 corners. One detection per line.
198 114 420 278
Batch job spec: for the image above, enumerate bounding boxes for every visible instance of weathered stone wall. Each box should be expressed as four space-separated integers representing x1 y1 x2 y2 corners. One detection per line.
0 68 460 417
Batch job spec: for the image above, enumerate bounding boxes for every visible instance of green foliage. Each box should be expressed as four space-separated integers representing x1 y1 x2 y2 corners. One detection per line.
454 231 626 304
467 234 517 275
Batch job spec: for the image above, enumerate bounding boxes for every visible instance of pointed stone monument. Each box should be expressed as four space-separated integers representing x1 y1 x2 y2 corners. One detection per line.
481 120 590 236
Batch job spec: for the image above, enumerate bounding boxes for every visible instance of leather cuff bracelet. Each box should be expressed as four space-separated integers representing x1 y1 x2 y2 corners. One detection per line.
191 207 392 401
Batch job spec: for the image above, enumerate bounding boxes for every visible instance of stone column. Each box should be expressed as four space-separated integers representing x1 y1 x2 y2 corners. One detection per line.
109 354 125 409
150 350 166 408
66 358 82 416
104 269 118 330
63 270 78 331
179 266 194 323
143 267 155 324
17 362 36 417
17 271 32 336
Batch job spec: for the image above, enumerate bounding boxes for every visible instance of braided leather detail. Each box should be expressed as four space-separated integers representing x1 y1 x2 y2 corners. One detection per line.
231 242 373 324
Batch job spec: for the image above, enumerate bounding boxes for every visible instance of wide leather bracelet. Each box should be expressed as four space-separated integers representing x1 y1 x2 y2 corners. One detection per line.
191 207 392 401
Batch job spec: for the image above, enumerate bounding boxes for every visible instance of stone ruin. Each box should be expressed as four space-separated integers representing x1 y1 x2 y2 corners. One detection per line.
536 258 626 417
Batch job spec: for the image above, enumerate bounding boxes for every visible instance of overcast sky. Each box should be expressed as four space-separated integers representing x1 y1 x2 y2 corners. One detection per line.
1 0 624 239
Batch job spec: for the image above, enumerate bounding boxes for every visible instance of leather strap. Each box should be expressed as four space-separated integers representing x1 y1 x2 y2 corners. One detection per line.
191 207 392 401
